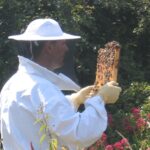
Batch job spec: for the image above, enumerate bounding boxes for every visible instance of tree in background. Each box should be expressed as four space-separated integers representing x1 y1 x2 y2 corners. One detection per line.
0 0 150 88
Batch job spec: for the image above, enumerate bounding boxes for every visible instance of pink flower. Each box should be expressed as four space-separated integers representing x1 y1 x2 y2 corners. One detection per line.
113 142 124 150
131 107 140 113
136 117 147 129
131 107 141 119
105 145 114 150
120 138 129 147
100 132 107 143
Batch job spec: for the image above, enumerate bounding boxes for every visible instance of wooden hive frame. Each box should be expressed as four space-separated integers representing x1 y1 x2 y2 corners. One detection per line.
88 41 121 97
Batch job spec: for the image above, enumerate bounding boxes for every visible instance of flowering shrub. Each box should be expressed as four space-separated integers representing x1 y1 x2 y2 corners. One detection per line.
87 82 150 150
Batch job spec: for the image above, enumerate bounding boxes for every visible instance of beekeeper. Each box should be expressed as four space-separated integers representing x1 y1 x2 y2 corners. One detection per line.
0 18 122 150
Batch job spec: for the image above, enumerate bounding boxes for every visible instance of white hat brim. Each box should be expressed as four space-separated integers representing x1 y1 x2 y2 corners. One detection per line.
8 32 81 41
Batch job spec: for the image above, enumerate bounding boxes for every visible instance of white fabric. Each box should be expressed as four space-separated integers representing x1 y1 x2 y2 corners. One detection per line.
0 56 107 150
8 19 81 41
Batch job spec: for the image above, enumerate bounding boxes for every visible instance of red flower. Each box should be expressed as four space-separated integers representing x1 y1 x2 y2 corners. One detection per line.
136 117 147 129
100 132 107 143
113 142 124 150
131 107 141 119
120 138 129 147
105 145 114 150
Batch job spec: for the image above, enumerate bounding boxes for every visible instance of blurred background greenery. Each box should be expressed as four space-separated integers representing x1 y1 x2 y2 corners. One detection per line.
0 0 150 88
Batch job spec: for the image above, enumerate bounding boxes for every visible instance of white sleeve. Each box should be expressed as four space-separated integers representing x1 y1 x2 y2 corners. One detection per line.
32 84 108 149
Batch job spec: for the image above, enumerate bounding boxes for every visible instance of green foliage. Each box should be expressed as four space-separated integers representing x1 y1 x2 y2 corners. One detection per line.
35 103 58 150
0 0 150 88
0 0 149 88
108 82 150 149
49 139 57 150
40 134 46 145
107 82 150 113
88 82 150 150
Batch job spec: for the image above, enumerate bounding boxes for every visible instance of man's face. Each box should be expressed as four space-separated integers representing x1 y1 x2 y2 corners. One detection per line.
46 40 69 70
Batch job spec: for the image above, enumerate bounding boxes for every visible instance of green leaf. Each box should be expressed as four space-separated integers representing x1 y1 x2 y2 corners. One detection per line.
40 134 46 144
34 118 41 124
40 124 47 132
49 139 58 150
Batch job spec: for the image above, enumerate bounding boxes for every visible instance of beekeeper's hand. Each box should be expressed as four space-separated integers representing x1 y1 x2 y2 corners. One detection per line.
67 85 93 109
97 81 122 104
